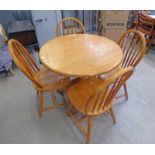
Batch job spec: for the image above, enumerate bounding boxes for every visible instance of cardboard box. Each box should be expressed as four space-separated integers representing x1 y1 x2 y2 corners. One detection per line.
101 10 129 28
102 27 126 42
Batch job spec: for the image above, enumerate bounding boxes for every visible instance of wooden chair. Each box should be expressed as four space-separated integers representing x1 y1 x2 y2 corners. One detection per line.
7 39 69 117
129 11 142 29
136 13 155 53
67 67 134 143
56 17 85 92
56 17 85 36
117 29 146 100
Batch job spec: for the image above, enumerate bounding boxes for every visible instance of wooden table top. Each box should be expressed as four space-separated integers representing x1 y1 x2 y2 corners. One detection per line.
39 34 123 77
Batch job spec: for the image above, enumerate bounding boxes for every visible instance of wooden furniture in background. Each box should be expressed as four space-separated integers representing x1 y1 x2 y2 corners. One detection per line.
136 13 155 53
97 11 102 35
8 39 69 117
39 34 123 77
56 17 85 36
118 29 146 100
7 20 38 47
67 67 134 143
129 11 142 29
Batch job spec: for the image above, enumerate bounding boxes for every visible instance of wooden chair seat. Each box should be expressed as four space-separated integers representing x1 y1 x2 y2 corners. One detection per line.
8 39 70 117
67 77 112 116
33 67 69 91
67 67 134 143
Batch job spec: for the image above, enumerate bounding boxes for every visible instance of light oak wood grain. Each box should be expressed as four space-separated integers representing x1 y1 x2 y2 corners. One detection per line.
67 67 134 143
118 29 146 100
8 39 69 117
39 34 123 77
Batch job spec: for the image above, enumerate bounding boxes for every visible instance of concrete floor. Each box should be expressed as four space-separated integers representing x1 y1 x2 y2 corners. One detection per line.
0 50 155 144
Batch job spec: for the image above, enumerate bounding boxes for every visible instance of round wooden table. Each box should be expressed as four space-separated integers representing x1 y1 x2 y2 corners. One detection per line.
39 34 123 77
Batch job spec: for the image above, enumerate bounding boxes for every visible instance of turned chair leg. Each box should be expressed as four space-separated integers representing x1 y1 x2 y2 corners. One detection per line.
37 90 39 95
87 116 92 144
146 34 155 54
51 91 57 105
109 108 116 124
8 67 14 76
39 91 43 118
67 104 72 116
6 66 14 77
123 83 128 100
146 43 151 54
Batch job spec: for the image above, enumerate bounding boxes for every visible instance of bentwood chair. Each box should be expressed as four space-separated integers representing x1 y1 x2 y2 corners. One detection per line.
136 13 155 53
56 17 85 91
8 39 69 117
67 67 134 143
56 17 85 36
117 29 146 100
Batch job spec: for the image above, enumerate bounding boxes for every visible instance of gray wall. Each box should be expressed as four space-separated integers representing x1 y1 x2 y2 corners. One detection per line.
0 11 15 31
0 10 32 32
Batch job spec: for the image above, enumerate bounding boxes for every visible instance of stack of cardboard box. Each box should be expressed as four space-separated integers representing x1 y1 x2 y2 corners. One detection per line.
101 11 129 42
